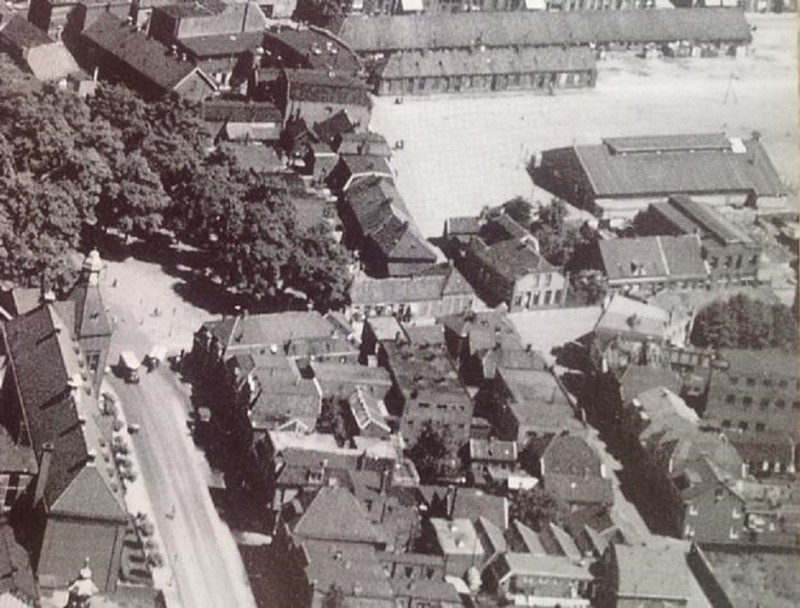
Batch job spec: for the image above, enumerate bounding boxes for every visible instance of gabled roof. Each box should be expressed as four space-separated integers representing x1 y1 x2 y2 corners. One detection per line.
66 274 112 339
491 552 592 585
301 540 394 601
651 195 755 247
613 540 691 601
511 520 546 555
82 14 215 94
570 135 785 199
284 69 371 106
178 31 264 58
202 99 282 123
599 235 707 282
338 9 751 53
348 264 472 306
312 109 356 146
49 464 127 522
293 486 385 545
593 294 670 339
468 234 556 282
535 433 603 478
0 14 52 50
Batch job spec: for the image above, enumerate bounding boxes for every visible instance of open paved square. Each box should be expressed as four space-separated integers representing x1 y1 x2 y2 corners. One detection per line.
370 14 798 237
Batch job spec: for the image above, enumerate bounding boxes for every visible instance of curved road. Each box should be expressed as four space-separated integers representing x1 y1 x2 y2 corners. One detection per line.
112 370 256 608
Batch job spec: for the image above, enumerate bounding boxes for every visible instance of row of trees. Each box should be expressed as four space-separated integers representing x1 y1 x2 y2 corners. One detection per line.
0 59 351 310
691 293 797 351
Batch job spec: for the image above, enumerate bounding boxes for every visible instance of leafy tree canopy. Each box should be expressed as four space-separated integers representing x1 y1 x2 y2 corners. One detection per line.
691 293 797 351
510 486 569 532
407 422 450 484
0 63 350 311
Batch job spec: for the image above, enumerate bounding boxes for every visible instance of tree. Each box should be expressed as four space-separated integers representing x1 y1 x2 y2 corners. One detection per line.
502 196 533 229
691 294 797 351
510 486 568 532
407 422 450 484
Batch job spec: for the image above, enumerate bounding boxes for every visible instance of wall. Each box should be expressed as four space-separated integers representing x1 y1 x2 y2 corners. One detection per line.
286 99 371 132
510 270 567 311
684 485 745 545
377 68 595 97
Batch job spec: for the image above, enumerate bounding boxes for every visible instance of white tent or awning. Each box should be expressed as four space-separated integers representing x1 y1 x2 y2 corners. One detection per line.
524 0 547 9
399 0 424 11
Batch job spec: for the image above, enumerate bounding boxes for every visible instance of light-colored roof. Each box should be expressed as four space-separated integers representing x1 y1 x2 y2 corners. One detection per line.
430 518 484 556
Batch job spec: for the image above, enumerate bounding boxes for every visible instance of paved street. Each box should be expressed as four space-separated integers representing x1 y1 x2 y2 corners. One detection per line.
111 370 256 608
99 258 256 608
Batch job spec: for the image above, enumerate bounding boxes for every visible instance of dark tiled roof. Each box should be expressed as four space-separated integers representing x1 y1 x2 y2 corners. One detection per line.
179 31 264 58
339 9 752 53
265 27 362 75
335 132 391 157
651 196 754 246
535 434 603 478
469 236 555 281
312 109 356 145
546 473 613 507
0 524 37 603
381 46 595 80
223 143 282 172
451 488 507 530
67 280 112 339
340 153 393 178
718 348 798 379
570 136 785 198
445 216 481 236
598 235 707 281
285 69 370 106
0 14 53 49
293 486 385 545
301 540 394 601
82 13 206 92
203 99 282 123
4 307 87 507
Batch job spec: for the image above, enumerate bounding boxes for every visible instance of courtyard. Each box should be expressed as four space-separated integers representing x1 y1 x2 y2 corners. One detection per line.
370 14 798 237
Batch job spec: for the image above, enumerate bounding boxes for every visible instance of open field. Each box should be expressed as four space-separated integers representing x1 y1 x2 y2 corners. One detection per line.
370 14 798 237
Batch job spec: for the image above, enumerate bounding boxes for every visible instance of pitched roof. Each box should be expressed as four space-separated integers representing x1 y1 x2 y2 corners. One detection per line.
570 135 785 199
284 69 371 106
301 540 394 601
599 235 707 282
349 265 472 305
312 109 356 145
0 525 37 603
0 14 52 49
264 27 362 75
430 518 484 556
381 45 595 80
178 31 264 58
66 271 112 339
4 306 124 517
335 131 392 157
717 348 798 379
619 365 682 404
613 541 691 601
24 43 81 82
82 13 213 93
593 294 670 339
469 234 556 282
202 99 282 123
202 311 348 352
536 433 603 477
492 552 592 584
451 488 508 530
546 473 613 507
293 486 385 545
338 8 751 53
651 195 755 247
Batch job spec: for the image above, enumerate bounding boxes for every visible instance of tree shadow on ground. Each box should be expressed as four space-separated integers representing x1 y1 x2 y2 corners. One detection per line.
208 487 273 536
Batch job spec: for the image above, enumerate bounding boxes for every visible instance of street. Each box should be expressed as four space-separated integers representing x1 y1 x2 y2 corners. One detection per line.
111 370 256 608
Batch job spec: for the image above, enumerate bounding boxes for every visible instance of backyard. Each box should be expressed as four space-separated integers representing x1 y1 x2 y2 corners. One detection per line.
370 14 798 237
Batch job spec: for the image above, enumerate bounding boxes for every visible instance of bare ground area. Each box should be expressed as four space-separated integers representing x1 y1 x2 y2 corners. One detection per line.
706 550 800 608
370 14 798 238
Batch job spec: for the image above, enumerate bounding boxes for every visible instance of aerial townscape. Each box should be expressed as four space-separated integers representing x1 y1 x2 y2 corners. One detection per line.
0 0 796 606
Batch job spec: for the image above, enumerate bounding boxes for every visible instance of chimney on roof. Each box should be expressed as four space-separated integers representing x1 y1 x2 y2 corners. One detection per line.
169 44 178 56
34 443 54 505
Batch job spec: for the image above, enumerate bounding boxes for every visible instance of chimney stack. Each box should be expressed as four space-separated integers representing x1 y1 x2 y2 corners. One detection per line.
34 443 54 505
